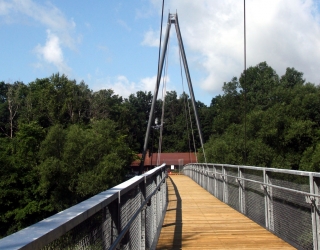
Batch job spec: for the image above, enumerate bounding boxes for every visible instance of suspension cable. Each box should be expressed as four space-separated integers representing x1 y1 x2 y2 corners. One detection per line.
157 0 165 79
244 0 247 165
151 0 165 167
157 34 170 166
178 45 195 163
188 95 199 163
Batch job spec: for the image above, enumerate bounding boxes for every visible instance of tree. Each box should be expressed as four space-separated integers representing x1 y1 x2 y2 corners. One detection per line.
0 81 9 137
7 82 27 138
37 120 133 210
239 62 279 111
120 91 154 152
90 89 123 121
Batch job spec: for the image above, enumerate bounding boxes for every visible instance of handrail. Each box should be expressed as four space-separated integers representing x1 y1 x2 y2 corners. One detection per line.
202 170 320 198
195 162 320 177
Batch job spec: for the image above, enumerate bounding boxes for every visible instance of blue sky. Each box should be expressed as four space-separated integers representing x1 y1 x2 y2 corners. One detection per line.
1 0 320 106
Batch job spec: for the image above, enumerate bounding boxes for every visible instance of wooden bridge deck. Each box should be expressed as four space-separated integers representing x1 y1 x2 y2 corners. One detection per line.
156 175 295 250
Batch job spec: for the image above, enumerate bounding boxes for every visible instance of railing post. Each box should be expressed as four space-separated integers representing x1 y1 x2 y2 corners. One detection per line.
198 164 201 185
197 164 200 184
109 192 122 247
213 164 217 197
238 167 246 214
263 169 274 231
223 165 228 203
157 172 161 229
201 164 204 187
153 173 157 239
309 173 320 249
140 177 147 250
208 164 212 194
203 164 205 188
206 164 209 191
109 197 120 247
195 165 197 182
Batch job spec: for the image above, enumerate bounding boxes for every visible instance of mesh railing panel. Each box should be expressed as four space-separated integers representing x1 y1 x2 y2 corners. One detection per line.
208 175 215 195
120 185 141 250
41 204 114 250
215 166 224 201
273 198 312 249
145 177 156 248
225 167 239 211
243 169 265 227
270 173 313 249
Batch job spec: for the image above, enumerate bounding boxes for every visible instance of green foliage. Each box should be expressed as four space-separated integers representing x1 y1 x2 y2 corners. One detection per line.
204 61 320 172
0 76 136 237
36 120 133 211
300 143 320 172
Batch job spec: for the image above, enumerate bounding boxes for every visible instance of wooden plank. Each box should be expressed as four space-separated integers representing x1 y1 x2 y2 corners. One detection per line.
156 175 295 250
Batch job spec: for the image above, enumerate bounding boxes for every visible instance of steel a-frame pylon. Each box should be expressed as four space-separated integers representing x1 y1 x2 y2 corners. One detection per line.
139 13 205 174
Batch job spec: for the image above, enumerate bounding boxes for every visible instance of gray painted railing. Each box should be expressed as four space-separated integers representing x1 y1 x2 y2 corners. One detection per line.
183 163 320 250
0 164 167 250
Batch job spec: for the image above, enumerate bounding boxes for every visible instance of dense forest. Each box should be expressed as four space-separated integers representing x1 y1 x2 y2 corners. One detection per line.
1 61 320 236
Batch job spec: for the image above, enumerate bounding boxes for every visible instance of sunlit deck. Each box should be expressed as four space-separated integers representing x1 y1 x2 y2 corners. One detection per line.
157 175 295 250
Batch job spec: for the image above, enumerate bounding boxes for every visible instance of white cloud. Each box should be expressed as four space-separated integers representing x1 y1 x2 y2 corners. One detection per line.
140 75 171 99
0 0 77 48
92 75 171 99
140 75 158 92
0 1 11 15
1 0 77 73
141 29 159 47
92 75 136 97
34 29 70 74
149 0 320 93
113 76 137 97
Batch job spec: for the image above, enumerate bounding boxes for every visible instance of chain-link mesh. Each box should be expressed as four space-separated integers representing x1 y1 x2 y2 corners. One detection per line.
270 172 312 249
183 163 318 250
225 167 239 211
145 176 156 248
119 185 141 250
207 174 215 196
243 168 265 227
41 203 116 250
215 165 224 201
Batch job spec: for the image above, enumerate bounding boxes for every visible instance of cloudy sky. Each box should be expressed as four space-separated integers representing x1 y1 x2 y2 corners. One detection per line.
1 0 320 105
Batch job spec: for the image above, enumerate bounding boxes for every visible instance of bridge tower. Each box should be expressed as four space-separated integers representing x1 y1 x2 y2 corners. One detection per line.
139 13 205 174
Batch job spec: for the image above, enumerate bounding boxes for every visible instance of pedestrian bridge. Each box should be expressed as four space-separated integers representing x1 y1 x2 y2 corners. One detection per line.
0 163 319 249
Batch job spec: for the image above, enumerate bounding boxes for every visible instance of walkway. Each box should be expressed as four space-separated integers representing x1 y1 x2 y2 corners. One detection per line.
156 175 295 250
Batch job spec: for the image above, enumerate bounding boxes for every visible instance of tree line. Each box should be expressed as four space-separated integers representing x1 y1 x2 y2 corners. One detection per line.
0 73 208 237
1 61 320 236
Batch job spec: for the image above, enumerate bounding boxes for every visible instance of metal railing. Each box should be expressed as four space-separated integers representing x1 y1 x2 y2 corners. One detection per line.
183 163 320 250
0 164 167 250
